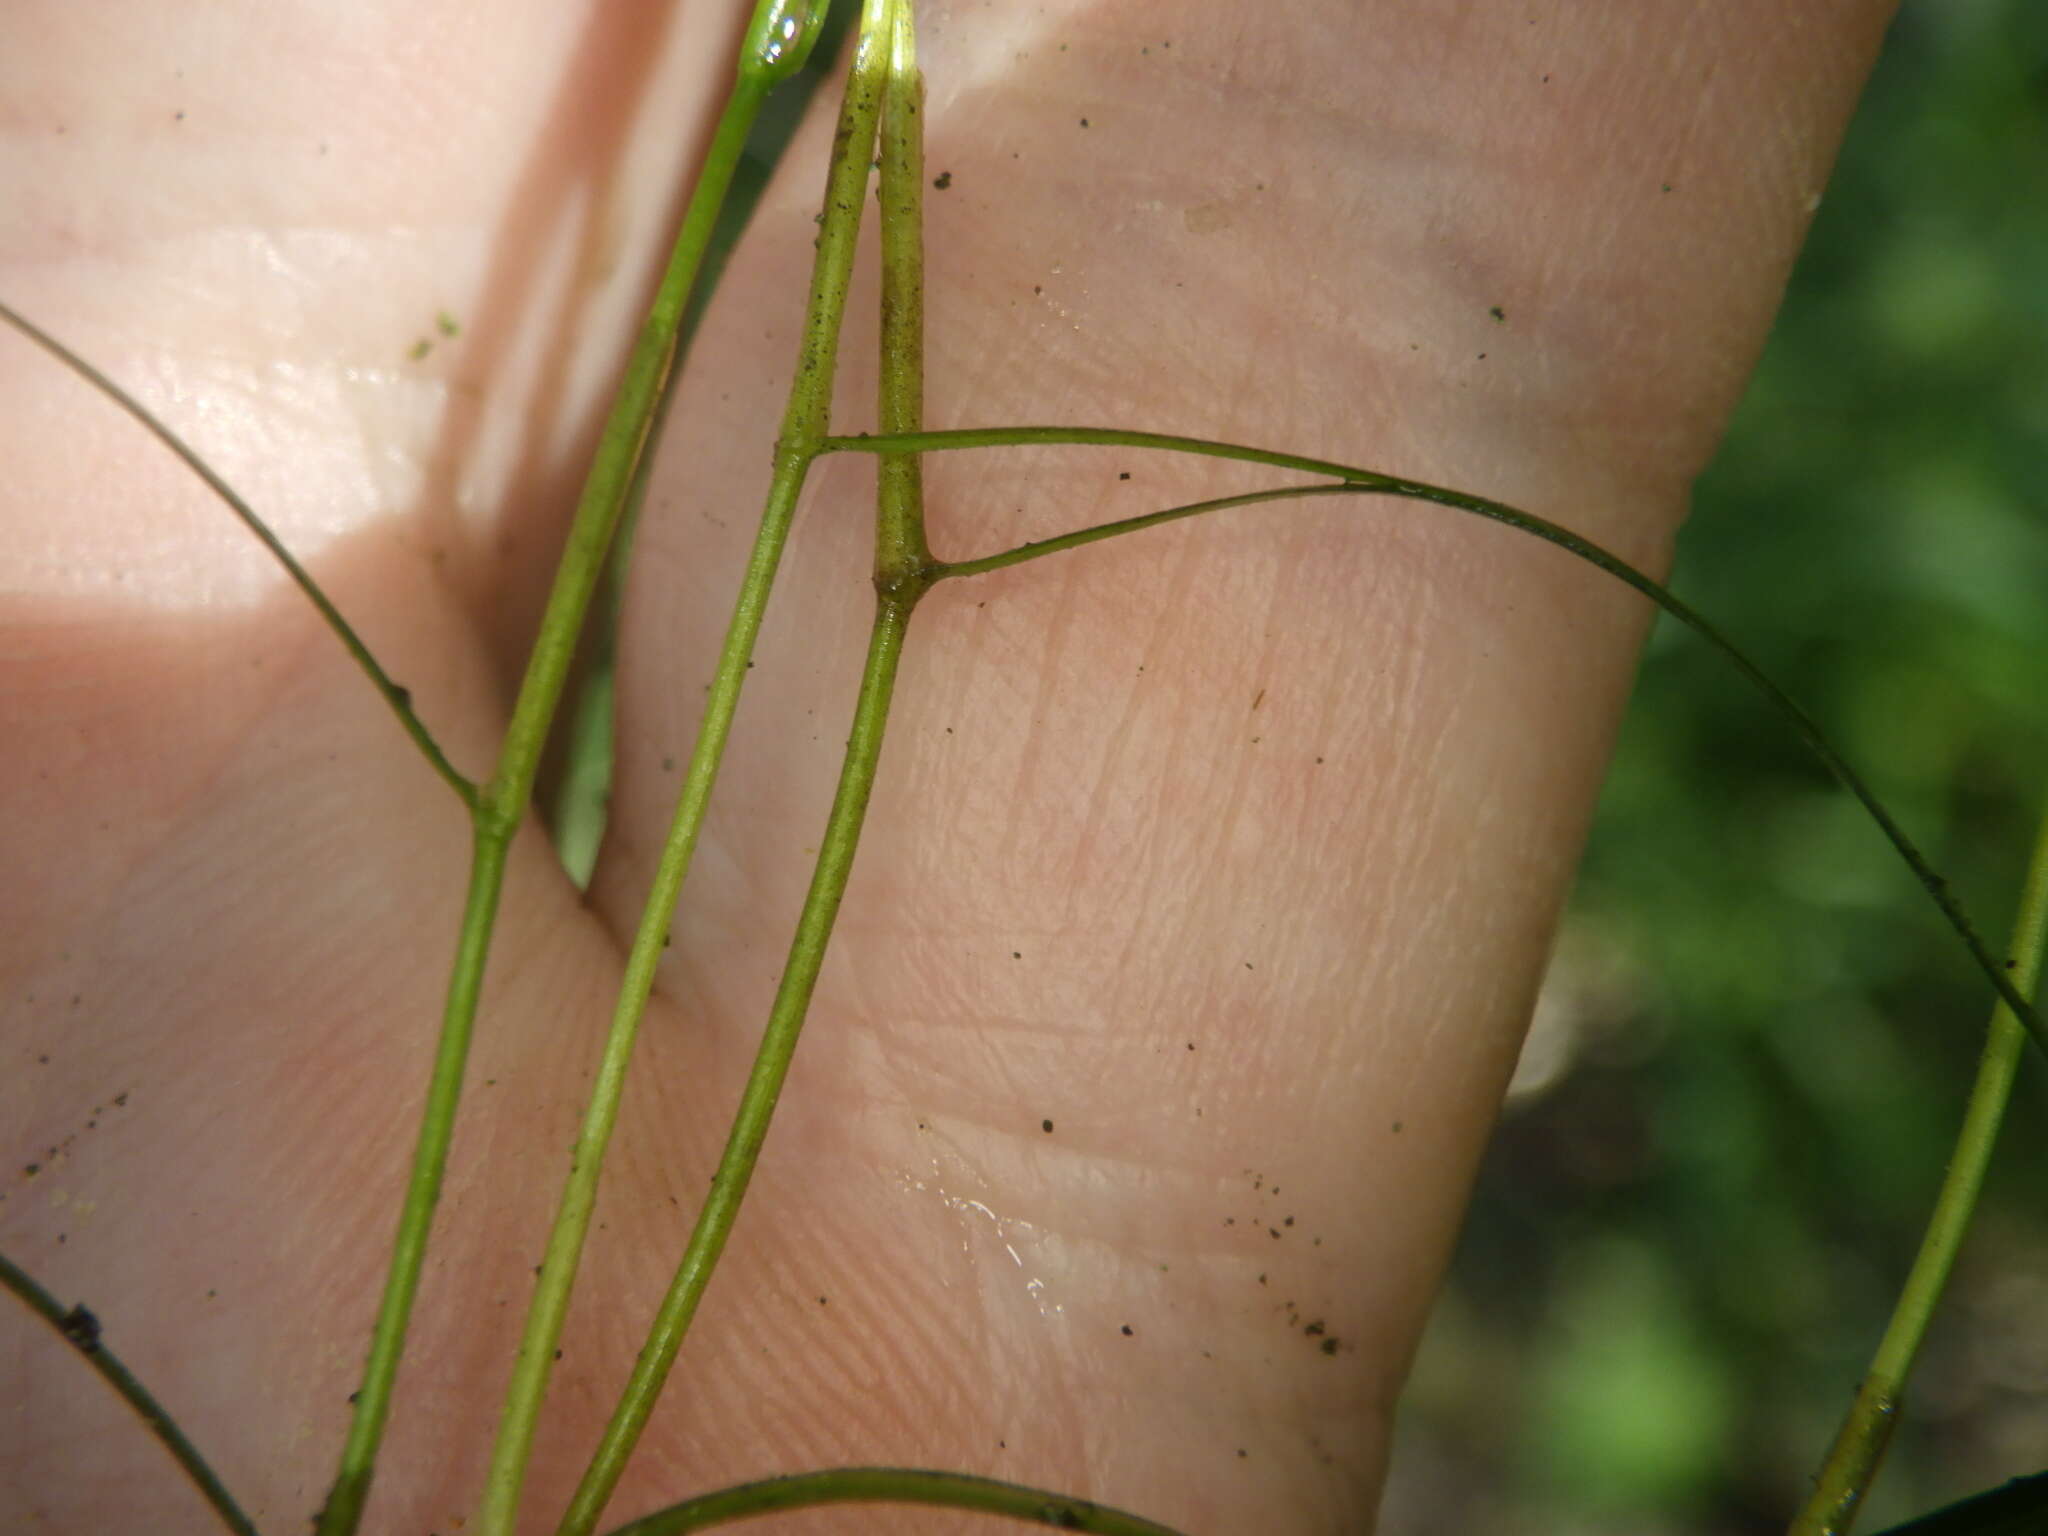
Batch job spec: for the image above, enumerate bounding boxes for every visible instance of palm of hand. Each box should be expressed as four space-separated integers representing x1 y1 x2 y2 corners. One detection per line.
2 2 1881 1531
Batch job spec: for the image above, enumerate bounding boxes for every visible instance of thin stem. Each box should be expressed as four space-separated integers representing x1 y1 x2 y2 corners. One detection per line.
933 481 1352 580
874 0 931 588
315 828 509 1536
0 1250 261 1536
591 1466 1186 1536
559 597 918 1536
318 17 807 1529
0 296 475 809
557 11 919 1526
1788 793 2048 1536
475 5 889 1533
823 425 2048 1058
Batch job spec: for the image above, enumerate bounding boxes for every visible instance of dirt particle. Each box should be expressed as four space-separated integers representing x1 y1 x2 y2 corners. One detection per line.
932 170 952 190
59 1304 100 1351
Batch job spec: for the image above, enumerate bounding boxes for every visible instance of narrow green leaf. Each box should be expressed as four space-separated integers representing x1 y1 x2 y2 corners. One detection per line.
593 1465 1186 1536
1869 1472 2048 1536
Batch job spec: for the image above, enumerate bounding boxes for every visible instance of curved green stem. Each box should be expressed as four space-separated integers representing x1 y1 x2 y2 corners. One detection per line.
0 296 476 809
592 1466 1185 1536
932 481 1351 580
1789 793 2048 1536
320 13 814 1531
559 595 918 1536
824 425 2048 1059
0 1250 260 1536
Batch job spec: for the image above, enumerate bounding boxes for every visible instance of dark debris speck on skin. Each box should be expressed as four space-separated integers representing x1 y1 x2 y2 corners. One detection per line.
59 1303 101 1352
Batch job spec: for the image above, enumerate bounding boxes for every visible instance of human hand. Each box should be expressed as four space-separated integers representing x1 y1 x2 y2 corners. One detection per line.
2 2 1889 1530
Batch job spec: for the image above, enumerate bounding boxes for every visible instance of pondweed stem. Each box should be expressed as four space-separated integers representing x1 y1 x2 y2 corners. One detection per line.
0 298 476 810
320 4 823 1527
0 1250 259 1536
1789 793 2048 1536
555 4 919 1530
826 424 2048 1059
590 1466 1184 1536
560 600 914 1536
874 0 932 586
317 830 508 1535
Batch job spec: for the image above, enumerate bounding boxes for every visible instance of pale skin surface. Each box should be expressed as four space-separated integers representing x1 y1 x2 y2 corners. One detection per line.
1 2 1893 1532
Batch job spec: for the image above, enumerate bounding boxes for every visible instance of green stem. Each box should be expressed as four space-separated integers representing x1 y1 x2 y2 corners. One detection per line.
315 829 509 1536
933 481 1351 580
591 1466 1186 1536
473 6 888 1533
319 11 817 1528
0 296 475 809
0 1249 260 1536
873 0 931 587
824 425 2048 1059
556 11 918 1527
559 597 918 1536
1788 793 2048 1536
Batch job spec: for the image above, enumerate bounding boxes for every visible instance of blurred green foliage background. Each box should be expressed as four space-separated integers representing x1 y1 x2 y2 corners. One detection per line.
1382 2 2048 1530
